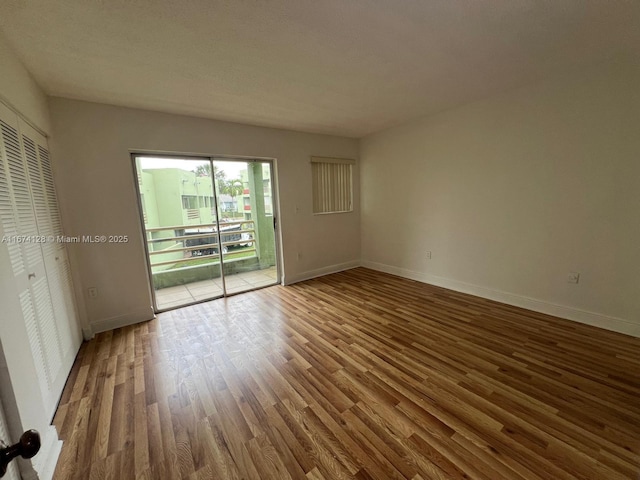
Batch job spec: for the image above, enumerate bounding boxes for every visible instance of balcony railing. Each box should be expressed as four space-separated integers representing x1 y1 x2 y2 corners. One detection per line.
145 219 256 269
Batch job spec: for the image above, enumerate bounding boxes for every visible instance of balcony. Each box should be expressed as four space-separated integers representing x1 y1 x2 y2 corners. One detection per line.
154 266 277 309
146 219 258 285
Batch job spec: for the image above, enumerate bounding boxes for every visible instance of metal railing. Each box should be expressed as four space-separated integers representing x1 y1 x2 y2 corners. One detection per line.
145 219 256 269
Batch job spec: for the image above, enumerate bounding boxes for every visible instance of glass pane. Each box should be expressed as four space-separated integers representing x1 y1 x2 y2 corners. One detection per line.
135 156 223 309
214 160 278 294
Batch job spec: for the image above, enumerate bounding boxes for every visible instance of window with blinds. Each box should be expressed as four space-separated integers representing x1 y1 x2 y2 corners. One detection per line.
311 156 355 214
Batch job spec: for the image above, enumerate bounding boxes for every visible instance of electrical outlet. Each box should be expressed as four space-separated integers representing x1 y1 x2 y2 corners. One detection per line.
567 272 580 284
426 251 432 259
88 287 98 298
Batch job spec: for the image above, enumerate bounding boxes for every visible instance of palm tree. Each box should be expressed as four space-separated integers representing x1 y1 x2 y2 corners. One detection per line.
221 178 244 217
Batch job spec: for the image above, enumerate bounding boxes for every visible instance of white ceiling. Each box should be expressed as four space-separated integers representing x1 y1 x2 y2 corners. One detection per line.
1 1 639 138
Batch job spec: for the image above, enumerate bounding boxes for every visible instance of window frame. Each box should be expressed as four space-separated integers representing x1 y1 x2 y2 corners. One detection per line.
310 156 355 215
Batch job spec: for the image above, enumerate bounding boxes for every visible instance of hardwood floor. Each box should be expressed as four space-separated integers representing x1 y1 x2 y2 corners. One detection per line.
52 268 640 479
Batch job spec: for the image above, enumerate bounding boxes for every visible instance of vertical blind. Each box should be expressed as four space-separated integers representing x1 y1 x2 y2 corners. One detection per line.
311 156 355 214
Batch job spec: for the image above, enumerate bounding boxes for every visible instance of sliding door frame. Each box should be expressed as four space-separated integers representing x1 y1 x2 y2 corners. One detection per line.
131 152 282 313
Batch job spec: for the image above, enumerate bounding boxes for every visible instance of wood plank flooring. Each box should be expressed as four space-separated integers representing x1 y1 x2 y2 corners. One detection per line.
52 268 640 479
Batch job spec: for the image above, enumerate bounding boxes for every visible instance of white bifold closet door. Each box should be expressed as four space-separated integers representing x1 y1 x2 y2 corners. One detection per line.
0 102 80 422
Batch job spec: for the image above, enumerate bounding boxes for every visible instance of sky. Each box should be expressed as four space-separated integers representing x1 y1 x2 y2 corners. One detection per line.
137 156 246 178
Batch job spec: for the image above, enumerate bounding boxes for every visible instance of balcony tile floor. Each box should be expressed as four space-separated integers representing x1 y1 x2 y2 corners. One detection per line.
155 267 278 310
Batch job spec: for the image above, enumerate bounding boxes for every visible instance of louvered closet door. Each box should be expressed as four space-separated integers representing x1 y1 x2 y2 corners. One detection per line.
0 103 79 421
20 119 80 379
0 106 53 412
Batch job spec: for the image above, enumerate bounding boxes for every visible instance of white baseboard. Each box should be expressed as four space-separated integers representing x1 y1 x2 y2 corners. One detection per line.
86 306 156 337
362 260 640 338
81 326 93 341
284 260 361 285
26 424 61 480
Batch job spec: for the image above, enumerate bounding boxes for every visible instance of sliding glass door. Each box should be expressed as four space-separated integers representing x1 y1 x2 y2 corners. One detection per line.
214 160 278 294
133 155 279 311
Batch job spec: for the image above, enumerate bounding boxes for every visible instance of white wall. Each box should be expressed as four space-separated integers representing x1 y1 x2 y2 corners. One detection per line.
0 32 51 134
360 56 640 337
48 98 360 334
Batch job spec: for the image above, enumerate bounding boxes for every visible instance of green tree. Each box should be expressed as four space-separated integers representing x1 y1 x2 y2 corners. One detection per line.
221 178 244 217
193 164 210 177
214 166 226 182
194 163 227 182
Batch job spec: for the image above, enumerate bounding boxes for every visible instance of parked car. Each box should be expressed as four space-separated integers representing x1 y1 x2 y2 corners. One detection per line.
184 222 252 256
